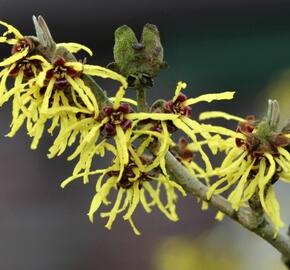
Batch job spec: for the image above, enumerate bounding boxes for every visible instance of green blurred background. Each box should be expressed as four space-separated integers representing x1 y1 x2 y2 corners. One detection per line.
0 1 289 269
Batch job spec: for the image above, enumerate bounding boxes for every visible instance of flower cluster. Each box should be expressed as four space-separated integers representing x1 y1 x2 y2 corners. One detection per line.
0 20 126 150
1 19 289 237
200 106 290 235
0 19 235 233
56 80 236 232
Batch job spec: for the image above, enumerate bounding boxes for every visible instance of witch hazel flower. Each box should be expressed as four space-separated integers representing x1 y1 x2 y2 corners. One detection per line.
153 81 236 175
56 85 180 184
12 53 127 149
61 131 185 234
202 100 290 235
0 20 114 150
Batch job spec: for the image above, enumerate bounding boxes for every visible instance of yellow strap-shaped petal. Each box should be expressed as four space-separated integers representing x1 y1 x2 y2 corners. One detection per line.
88 176 118 222
128 145 145 171
258 155 275 215
140 189 152 213
143 182 178 221
0 21 23 39
113 86 126 109
83 64 127 87
66 75 95 112
0 65 16 102
45 106 91 115
172 81 187 102
207 177 228 200
278 147 290 162
228 159 254 210
36 67 51 87
61 169 106 188
265 186 284 237
102 188 124 229
123 182 140 220
109 96 137 106
220 147 244 169
74 77 99 114
27 55 51 66
128 218 141 235
115 125 129 165
40 78 56 113
57 42 93 56
127 112 178 121
202 123 245 139
199 111 245 122
0 47 29 66
185 91 235 106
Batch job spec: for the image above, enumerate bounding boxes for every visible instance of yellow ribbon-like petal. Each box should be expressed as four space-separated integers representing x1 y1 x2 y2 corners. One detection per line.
57 42 93 56
172 81 187 102
199 111 246 123
185 91 235 106
0 21 23 39
0 47 29 66
83 64 127 87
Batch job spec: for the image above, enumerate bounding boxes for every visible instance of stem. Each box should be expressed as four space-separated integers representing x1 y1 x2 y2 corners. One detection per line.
136 85 148 112
165 151 290 267
82 75 111 107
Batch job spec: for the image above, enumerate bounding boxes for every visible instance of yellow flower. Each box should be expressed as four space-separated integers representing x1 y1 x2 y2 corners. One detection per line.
57 81 239 232
0 21 94 104
156 81 236 175
0 21 39 104
54 85 179 184
0 21 32 67
202 111 290 235
5 53 128 149
0 21 99 149
61 132 185 234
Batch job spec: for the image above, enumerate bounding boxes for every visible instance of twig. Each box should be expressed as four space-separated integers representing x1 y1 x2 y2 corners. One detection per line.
136 85 148 112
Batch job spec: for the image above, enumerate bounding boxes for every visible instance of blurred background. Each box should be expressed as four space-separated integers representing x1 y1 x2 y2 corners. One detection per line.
0 0 290 269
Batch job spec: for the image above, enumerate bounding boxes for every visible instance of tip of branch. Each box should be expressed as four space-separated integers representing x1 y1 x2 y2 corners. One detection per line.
267 99 280 129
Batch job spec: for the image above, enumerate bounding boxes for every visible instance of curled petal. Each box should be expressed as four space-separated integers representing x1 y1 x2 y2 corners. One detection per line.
57 42 93 56
0 21 23 39
0 47 29 66
83 64 128 87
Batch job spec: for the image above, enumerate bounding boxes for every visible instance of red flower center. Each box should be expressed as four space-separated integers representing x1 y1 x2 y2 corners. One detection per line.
235 115 289 157
102 103 132 136
164 93 192 117
45 56 79 89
